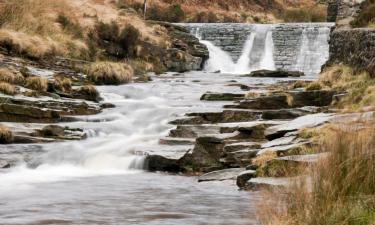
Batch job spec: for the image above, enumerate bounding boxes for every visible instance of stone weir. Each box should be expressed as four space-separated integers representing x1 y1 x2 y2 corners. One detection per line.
179 23 335 77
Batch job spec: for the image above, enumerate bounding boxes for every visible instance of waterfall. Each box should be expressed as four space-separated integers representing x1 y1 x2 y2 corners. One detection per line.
200 33 256 74
294 26 331 77
198 25 274 74
184 23 334 77
259 30 275 70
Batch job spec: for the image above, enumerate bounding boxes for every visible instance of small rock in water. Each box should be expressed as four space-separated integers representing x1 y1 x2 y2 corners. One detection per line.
0 160 10 169
245 70 304 78
236 170 256 189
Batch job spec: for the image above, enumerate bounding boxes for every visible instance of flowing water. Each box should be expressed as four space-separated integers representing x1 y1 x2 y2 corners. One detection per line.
0 23 333 225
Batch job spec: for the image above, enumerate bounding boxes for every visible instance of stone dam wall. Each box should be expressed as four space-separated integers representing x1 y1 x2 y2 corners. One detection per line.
326 28 375 76
180 23 334 77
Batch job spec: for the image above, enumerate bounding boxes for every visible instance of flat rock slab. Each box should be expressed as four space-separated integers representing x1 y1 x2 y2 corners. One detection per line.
224 142 263 152
257 141 311 156
265 113 334 140
244 177 295 190
198 168 246 182
169 124 220 138
140 145 193 160
159 137 196 145
261 135 297 149
276 153 328 163
200 92 245 101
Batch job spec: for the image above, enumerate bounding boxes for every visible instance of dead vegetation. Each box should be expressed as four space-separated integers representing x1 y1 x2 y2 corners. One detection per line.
25 76 48 92
0 82 17 96
0 125 13 144
86 61 134 85
259 125 375 225
0 68 25 85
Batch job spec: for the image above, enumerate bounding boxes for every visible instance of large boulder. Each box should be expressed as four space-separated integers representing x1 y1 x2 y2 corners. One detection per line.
155 22 209 72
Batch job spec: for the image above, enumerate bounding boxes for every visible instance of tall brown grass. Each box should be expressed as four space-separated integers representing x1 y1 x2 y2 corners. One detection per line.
0 125 13 144
301 65 375 111
0 0 89 59
351 1 375 28
259 125 375 225
86 62 133 85
0 82 17 95
0 68 25 85
25 76 48 92
283 5 327 22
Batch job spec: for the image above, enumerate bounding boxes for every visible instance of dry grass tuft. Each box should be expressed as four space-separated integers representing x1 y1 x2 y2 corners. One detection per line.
0 82 17 95
0 29 62 59
259 125 375 225
305 81 322 91
53 77 72 93
25 76 48 92
0 125 13 144
252 151 278 168
77 85 100 102
0 68 25 85
315 65 375 111
86 61 133 85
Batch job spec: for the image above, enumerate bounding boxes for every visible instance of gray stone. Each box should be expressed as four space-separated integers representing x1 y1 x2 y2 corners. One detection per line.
236 170 257 189
198 168 246 182
265 113 334 140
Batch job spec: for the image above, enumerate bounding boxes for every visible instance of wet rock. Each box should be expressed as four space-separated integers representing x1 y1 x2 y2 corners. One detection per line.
243 177 295 191
261 135 297 149
257 141 311 156
172 110 262 125
156 22 209 72
0 96 101 123
159 137 196 146
224 142 262 153
257 153 328 178
13 135 56 144
198 168 246 182
169 124 220 138
223 149 260 167
100 103 116 109
236 170 257 189
228 95 290 110
181 133 240 171
0 159 10 169
0 103 61 123
144 155 182 173
40 125 65 137
265 113 334 140
261 108 309 120
200 92 245 101
186 110 262 124
287 90 336 107
245 70 304 78
261 107 323 120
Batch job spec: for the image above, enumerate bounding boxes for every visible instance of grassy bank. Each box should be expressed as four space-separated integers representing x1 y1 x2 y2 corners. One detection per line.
0 0 171 76
259 125 375 225
258 65 375 224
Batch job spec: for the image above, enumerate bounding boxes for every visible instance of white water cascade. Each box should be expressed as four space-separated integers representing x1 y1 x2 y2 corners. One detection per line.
198 25 275 74
294 26 331 76
186 23 334 77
